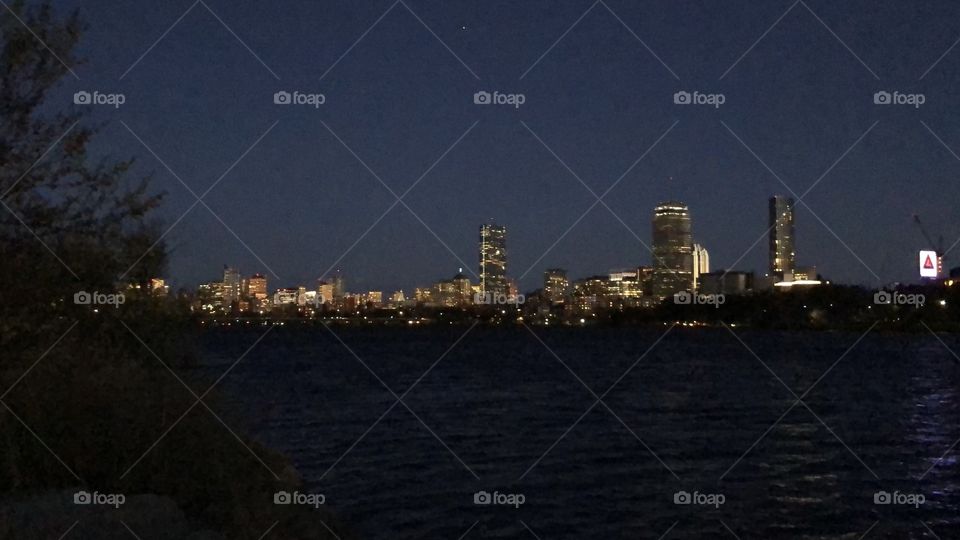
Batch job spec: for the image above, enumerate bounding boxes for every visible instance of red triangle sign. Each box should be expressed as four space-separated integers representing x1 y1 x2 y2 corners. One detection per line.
924 254 935 269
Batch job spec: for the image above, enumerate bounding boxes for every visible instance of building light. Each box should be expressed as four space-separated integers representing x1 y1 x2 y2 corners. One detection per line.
773 279 822 288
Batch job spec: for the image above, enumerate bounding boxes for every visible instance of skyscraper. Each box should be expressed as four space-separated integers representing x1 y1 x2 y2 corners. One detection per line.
331 273 346 299
651 202 693 299
479 223 508 297
693 243 710 291
222 266 241 306
543 268 569 304
769 196 795 277
247 273 268 301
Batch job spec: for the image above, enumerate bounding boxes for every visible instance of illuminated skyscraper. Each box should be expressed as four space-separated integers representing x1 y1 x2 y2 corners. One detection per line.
651 202 693 299
331 273 346 300
543 268 568 304
222 266 241 306
247 273 268 301
479 223 508 297
769 196 795 276
693 244 709 291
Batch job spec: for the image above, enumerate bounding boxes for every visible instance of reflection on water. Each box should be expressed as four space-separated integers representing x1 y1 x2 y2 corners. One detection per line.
202 327 960 539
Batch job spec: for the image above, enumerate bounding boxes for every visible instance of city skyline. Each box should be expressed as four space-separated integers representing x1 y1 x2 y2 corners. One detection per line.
54 0 960 294
191 194 837 304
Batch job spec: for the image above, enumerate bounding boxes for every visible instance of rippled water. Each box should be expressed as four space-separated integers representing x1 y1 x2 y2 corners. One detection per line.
202 326 960 539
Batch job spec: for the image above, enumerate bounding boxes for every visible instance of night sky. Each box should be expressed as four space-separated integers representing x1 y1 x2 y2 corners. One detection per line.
51 0 960 293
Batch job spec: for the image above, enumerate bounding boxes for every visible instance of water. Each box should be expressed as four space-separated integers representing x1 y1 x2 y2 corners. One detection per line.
201 325 960 539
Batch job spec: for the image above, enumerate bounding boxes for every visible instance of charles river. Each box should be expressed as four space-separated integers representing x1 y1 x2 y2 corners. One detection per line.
200 326 960 539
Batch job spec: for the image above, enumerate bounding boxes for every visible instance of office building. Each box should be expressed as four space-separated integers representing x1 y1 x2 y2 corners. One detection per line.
197 281 224 312
247 273 268 301
607 269 644 301
222 266 241 306
543 268 569 304
273 288 299 306
479 223 508 297
792 265 817 282
317 281 334 305
699 271 754 296
651 202 694 299
331 274 346 299
769 196 795 277
571 276 610 312
693 244 709 291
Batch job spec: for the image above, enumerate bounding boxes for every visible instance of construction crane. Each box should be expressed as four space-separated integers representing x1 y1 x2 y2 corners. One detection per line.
913 215 943 252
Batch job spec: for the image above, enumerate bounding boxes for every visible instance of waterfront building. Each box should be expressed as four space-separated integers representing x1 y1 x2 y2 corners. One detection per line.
769 196 795 277
222 266 241 306
693 244 709 291
247 273 268 301
543 268 569 304
651 202 694 298
479 223 508 297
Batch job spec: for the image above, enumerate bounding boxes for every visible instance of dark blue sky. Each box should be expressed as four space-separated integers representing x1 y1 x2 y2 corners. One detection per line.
50 0 960 293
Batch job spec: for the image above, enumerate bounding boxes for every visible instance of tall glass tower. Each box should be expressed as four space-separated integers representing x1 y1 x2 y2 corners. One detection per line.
651 202 693 299
222 266 241 306
479 223 508 297
768 196 795 276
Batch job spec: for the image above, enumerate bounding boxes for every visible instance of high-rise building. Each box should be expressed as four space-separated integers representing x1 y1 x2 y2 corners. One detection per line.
543 268 568 304
331 273 346 299
693 244 710 291
769 196 795 277
479 223 508 297
317 281 334 304
606 270 644 303
247 273 268 301
197 281 224 312
222 266 241 306
651 202 693 298
571 276 609 312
